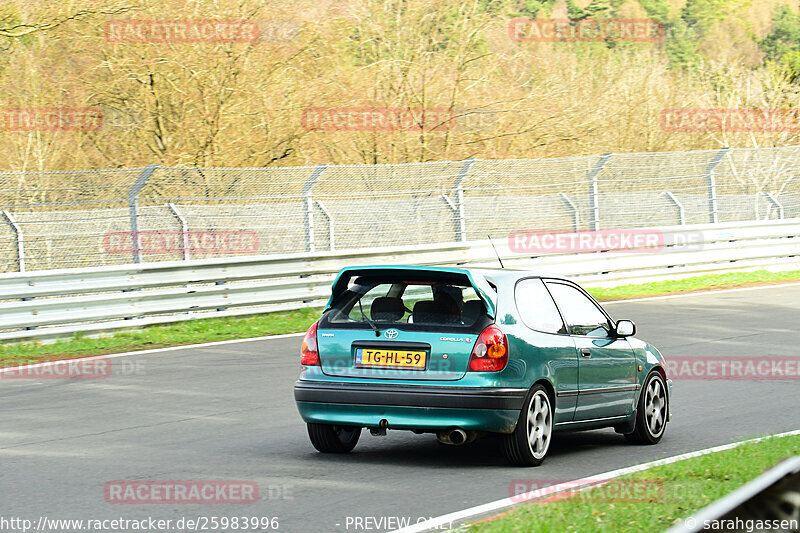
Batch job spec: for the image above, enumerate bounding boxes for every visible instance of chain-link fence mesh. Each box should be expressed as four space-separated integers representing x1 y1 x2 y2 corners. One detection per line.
1 146 799 273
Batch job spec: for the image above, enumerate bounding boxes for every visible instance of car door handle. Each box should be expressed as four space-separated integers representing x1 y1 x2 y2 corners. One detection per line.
581 348 591 357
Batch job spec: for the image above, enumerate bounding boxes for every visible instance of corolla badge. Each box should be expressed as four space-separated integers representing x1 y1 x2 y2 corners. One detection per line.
441 336 473 343
384 329 399 339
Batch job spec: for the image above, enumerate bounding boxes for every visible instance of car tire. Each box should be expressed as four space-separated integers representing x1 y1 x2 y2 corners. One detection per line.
503 384 553 466
307 423 361 453
625 371 668 445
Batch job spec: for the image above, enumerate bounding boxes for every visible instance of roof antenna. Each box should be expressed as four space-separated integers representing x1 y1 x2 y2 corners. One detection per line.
488 235 505 268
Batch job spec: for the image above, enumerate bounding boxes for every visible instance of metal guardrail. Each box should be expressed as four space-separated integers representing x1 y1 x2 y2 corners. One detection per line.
0 218 798 342
667 456 800 533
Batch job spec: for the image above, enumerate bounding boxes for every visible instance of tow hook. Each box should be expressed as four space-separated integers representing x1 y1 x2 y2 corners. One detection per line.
370 419 389 436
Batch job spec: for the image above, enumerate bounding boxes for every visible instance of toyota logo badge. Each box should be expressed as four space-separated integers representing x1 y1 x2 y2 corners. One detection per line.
384 329 399 339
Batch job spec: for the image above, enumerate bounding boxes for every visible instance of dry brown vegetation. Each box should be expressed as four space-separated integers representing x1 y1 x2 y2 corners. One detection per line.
0 0 799 172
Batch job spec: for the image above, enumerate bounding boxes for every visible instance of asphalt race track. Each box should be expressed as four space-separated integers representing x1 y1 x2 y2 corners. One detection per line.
2 285 799 533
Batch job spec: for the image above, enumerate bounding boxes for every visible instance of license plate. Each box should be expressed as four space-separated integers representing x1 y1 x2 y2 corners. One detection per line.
354 348 427 370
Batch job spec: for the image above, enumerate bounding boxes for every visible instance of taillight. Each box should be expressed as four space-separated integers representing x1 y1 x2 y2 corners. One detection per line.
300 321 320 366
468 324 508 372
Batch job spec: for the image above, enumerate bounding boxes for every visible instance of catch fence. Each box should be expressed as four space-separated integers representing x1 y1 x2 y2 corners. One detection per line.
1 146 798 272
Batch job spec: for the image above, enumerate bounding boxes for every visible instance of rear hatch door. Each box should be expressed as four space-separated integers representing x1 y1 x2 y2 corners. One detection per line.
317 267 494 381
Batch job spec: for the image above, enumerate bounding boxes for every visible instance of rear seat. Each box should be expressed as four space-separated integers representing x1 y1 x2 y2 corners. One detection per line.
412 300 460 324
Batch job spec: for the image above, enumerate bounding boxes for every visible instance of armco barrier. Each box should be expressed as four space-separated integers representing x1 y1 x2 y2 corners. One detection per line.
667 456 800 533
0 219 798 342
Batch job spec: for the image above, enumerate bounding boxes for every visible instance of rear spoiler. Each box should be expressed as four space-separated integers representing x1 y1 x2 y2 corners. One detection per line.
324 266 497 319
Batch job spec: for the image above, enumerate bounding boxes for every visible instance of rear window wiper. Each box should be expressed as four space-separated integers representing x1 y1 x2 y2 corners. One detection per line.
358 299 381 337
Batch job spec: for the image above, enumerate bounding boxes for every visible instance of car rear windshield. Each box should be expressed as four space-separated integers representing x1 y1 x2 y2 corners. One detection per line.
323 272 490 331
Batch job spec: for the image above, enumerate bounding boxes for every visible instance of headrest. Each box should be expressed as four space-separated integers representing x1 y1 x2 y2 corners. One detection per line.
371 297 405 322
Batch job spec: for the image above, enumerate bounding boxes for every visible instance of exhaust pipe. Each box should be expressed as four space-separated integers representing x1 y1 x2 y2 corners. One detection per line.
449 429 467 445
437 428 470 446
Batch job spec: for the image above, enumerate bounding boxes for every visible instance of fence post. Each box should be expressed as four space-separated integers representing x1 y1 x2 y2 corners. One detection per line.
454 158 474 242
167 203 190 260
661 191 686 225
588 153 612 231
763 192 784 219
315 200 335 251
557 193 580 231
704 148 729 224
128 165 159 264
2 210 25 272
303 164 327 252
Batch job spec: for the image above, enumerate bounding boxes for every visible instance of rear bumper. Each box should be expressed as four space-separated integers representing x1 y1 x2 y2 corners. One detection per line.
294 380 527 409
294 380 526 432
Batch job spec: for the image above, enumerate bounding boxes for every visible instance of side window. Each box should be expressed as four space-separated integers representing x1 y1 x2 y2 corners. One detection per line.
515 278 566 334
546 282 610 337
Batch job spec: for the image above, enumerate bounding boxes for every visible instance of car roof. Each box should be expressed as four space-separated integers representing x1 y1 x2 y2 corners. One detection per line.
462 267 569 284
337 265 568 283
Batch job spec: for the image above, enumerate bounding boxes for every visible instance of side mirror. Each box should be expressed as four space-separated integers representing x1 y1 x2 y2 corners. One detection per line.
615 319 636 337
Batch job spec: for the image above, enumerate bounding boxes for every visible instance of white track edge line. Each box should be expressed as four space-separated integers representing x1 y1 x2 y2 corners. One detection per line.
390 429 800 533
0 332 304 374
3 281 798 373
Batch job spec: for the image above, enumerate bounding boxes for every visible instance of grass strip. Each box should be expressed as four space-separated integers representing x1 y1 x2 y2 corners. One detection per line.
468 433 800 532
0 308 321 368
588 269 800 301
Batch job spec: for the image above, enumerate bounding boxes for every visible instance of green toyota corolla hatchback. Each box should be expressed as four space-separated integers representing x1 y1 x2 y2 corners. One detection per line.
294 266 671 466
